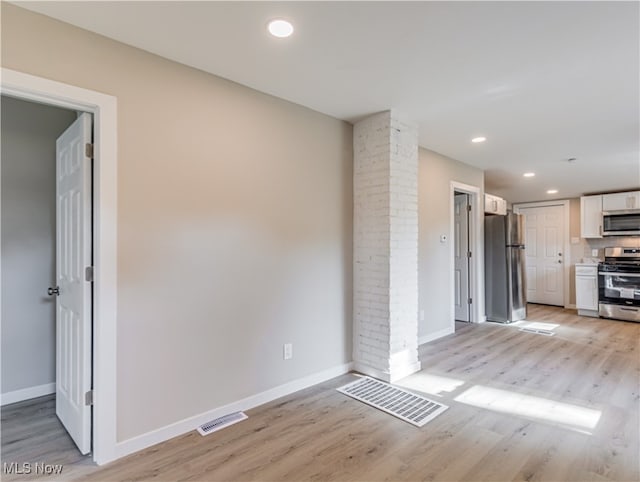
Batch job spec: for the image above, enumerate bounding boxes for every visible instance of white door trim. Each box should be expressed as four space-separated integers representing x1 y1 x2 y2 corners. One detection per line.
1 68 118 465
513 199 571 309
450 182 485 326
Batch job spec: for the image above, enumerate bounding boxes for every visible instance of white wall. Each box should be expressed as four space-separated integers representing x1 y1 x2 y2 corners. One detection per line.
418 148 484 340
1 4 353 441
1 95 76 397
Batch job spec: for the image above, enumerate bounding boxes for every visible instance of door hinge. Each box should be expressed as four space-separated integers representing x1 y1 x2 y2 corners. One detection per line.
468 298 473 304
85 143 94 159
467 204 472 212
85 266 94 282
85 390 94 406
467 251 472 258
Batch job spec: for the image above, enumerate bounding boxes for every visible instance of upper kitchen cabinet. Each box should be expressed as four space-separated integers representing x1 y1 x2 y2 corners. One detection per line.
581 195 603 238
603 191 640 211
485 193 507 215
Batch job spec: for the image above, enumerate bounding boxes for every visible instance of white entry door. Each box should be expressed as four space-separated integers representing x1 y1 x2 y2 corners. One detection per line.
454 193 470 321
517 204 564 306
55 113 93 454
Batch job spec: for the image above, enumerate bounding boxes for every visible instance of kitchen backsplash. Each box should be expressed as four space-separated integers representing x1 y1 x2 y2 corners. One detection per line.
573 236 640 262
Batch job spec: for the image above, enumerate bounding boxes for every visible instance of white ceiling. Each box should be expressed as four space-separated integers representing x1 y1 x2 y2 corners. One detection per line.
14 1 640 203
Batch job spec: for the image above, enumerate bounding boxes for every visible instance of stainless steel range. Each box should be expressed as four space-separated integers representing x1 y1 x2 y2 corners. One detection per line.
599 247 640 322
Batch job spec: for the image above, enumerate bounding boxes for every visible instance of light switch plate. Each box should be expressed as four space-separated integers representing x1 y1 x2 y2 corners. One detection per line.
283 343 293 360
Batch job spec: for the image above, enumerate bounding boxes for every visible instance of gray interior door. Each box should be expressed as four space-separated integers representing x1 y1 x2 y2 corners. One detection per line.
454 193 470 322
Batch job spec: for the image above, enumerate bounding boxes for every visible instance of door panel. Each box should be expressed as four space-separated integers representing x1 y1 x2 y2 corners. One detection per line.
56 113 92 455
545 267 558 292
517 205 564 306
454 194 470 321
544 227 558 257
526 227 537 256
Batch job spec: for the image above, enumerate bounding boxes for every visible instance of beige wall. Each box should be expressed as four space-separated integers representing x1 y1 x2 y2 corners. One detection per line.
1 4 353 441
568 197 585 306
418 148 484 338
1 96 76 396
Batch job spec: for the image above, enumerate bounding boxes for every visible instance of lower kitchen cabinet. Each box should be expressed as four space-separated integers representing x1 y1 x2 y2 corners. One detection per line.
576 264 598 317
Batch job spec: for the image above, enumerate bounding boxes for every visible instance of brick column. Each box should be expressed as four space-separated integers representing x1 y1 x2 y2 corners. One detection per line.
353 110 420 383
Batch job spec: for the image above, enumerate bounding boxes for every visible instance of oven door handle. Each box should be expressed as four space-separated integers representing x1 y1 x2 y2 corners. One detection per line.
599 272 640 277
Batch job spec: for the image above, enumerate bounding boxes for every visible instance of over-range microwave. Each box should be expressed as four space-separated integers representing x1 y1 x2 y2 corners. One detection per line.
603 210 640 236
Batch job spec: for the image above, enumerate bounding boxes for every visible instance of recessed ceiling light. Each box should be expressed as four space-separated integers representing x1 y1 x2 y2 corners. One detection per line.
471 136 486 143
547 189 558 194
523 172 535 178
268 19 294 38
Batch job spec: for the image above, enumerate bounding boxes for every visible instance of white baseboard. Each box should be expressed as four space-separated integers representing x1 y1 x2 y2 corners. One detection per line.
1 383 55 406
352 362 389 382
577 309 599 318
418 327 455 346
114 362 354 461
352 360 421 383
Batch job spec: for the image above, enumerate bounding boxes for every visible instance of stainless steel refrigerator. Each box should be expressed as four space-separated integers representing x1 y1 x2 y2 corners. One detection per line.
485 213 527 323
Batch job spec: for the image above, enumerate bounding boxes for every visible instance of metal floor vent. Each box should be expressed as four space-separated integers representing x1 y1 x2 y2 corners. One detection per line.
337 376 448 427
197 411 247 436
519 327 555 336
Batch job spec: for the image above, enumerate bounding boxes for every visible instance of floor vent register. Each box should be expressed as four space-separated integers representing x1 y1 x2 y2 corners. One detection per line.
337 376 448 427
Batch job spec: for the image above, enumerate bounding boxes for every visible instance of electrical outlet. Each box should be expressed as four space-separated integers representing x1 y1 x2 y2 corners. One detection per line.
283 343 293 360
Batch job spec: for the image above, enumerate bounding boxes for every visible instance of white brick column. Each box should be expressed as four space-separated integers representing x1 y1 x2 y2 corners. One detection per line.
353 110 420 383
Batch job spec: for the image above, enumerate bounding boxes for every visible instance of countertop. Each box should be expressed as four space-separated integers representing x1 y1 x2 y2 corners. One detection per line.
576 258 601 266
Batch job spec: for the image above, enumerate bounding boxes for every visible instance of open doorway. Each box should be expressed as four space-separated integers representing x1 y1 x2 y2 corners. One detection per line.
1 68 118 466
1 95 94 458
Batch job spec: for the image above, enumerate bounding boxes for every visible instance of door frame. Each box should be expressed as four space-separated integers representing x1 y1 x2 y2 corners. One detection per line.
1 68 118 465
513 199 571 309
450 182 485 325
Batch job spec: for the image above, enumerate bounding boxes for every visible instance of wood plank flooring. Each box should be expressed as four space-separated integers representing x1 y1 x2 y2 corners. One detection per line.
2 304 638 481
1 394 96 480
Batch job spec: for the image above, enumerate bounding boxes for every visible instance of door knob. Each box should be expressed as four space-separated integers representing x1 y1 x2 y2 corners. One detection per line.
47 286 60 296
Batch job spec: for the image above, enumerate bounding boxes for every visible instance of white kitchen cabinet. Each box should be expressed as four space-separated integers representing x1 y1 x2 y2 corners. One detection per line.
602 191 640 211
580 195 603 238
484 193 507 215
575 264 598 317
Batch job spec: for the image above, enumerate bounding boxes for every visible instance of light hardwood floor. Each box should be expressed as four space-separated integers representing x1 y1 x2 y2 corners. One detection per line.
2 304 638 481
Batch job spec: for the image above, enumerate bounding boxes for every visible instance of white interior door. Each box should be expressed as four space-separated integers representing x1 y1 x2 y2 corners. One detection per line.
454 194 470 321
55 113 92 454
518 205 564 306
